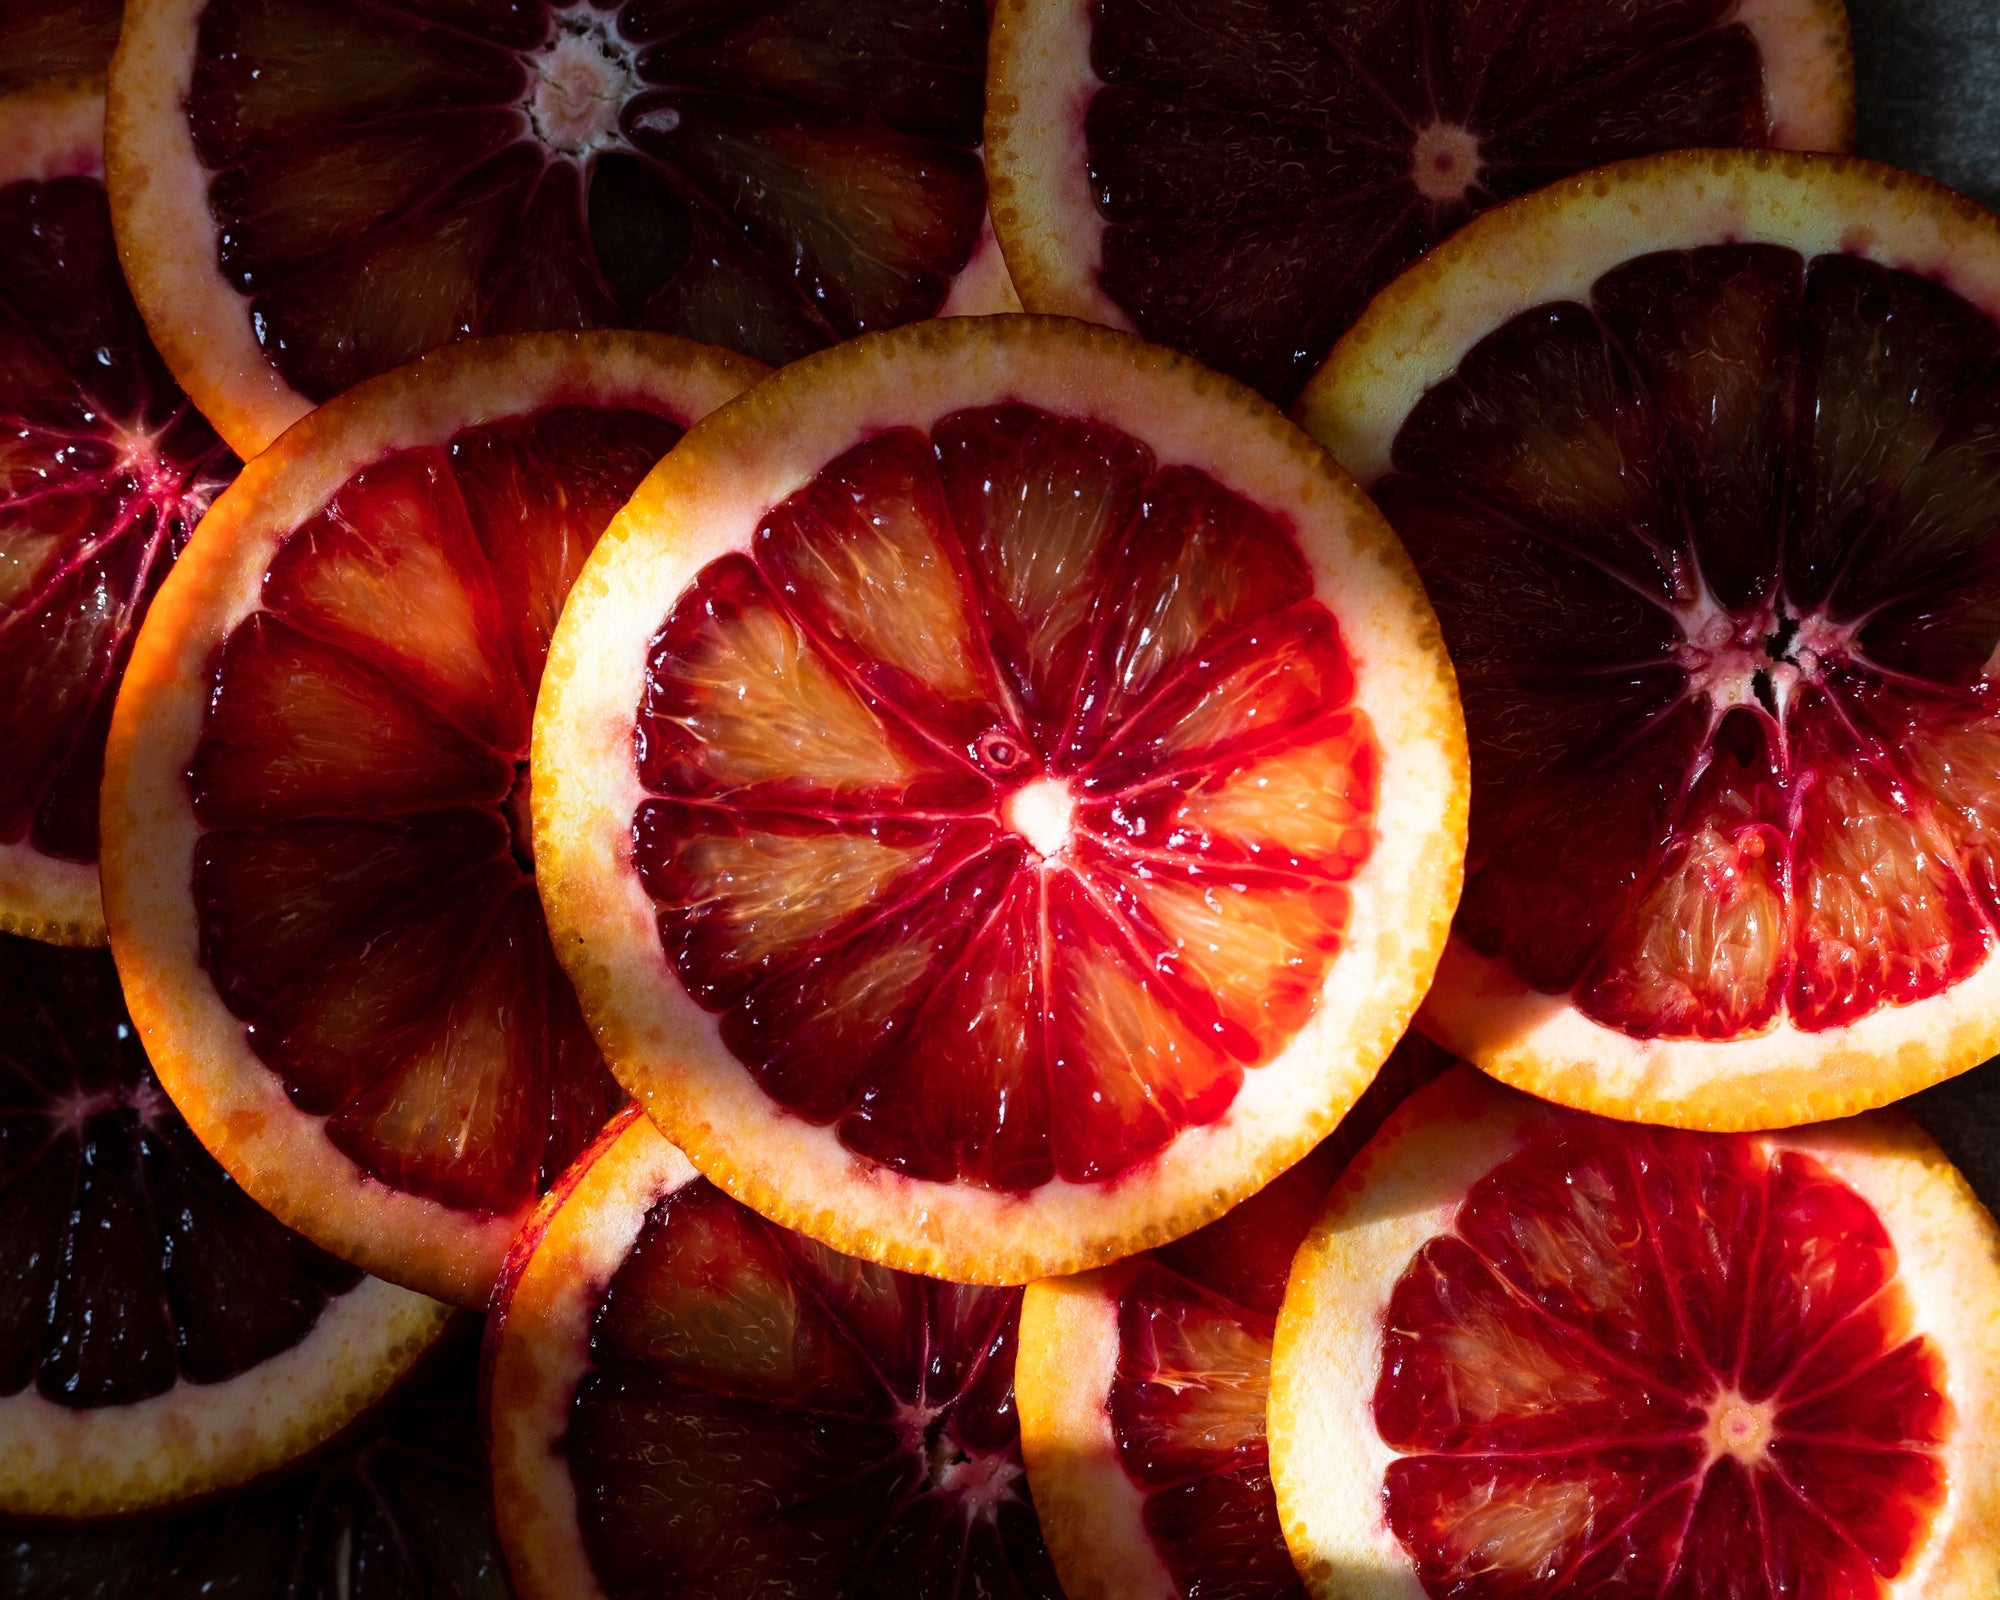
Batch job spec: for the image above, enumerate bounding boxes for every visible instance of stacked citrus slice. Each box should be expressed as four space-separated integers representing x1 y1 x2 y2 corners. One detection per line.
0 80 237 945
109 0 1016 458
102 331 761 1306
1270 1066 2000 1597
3 1320 504 1598
534 312 1467 1283
0 932 448 1519
987 0 1853 402
1299 150 2000 1127
487 1106 1066 1598
1017 1032 1453 1600
0 0 121 93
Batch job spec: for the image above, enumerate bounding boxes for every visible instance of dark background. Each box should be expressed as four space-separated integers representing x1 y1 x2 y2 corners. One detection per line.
1850 0 2000 1199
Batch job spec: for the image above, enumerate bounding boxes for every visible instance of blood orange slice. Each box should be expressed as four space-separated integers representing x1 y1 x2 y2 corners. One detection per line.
0 932 449 1519
1268 1065 2000 1599
100 331 761 1307
533 313 1466 1284
986 0 1853 407
485 1104 1064 1599
108 0 1016 460
3 1319 506 1595
1298 151 2000 1128
0 81 238 947
0 2 122 93
1017 1032 1453 1600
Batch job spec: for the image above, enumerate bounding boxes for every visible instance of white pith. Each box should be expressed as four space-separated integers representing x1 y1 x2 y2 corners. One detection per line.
1003 774 1076 860
524 5 636 160
1411 123 1483 206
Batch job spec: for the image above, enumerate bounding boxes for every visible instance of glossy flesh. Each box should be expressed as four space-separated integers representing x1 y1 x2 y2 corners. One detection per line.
636 402 1377 1188
186 0 987 395
1376 1121 1946 1597
1086 0 1775 403
0 935 361 1409
0 169 236 865
570 1177 1063 1599
190 405 672 1215
1107 1037 1450 1598
1380 244 2000 1038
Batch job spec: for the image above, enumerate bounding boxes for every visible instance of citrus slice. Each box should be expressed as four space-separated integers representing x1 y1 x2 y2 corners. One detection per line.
108 0 1017 460
533 313 1466 1284
3 1319 507 1596
1268 1065 2000 1599
986 0 1853 406
1017 1032 1453 1600
485 1104 1065 1599
1297 150 2000 1128
0 932 449 1520
100 330 762 1308
0 3 122 93
0 80 238 947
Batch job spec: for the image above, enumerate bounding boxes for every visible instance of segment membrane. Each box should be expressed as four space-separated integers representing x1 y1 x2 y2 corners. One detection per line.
1374 1121 1947 1597
639 403 1373 1187
1380 243 2000 1035
571 1178 1059 1598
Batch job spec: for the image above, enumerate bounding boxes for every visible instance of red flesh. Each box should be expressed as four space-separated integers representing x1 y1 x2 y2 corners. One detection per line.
570 1177 1063 1600
0 171 237 865
1375 1119 1948 1598
1380 244 2000 1037
1085 0 1772 403
0 935 361 1410
185 0 987 396
190 405 675 1216
1105 1035 1452 1600
635 403 1378 1188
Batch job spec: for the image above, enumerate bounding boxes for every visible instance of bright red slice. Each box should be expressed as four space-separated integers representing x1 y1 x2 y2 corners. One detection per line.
101 331 763 1307
0 82 238 945
486 1106 1065 1600
1270 1067 2000 1599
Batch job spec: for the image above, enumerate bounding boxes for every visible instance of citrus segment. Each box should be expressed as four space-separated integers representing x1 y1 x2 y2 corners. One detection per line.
102 332 762 1307
1269 1067 2000 1598
1298 151 2000 1126
485 1106 1064 1599
0 933 449 1519
110 0 1014 457
986 0 1852 405
534 315 1465 1281
0 82 238 946
1 1322 507 1596
1017 1034 1453 1600
0 2 121 92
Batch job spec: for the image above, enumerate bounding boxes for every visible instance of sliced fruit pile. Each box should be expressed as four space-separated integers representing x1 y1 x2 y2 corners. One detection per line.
1300 150 2000 1129
0 80 237 946
487 1106 1064 1598
987 0 1853 403
109 0 1015 456
0 932 449 1519
102 331 761 1306
1270 1066 2000 1597
2 1320 507 1599
1018 1033 1452 1600
534 312 1466 1282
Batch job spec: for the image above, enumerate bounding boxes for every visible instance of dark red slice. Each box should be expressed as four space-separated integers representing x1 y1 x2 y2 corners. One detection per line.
183 0 987 396
0 1322 506 1599
0 933 363 1410
0 0 122 93
1375 1118 1948 1596
634 401 1378 1189
188 405 676 1218
0 145 237 875
568 1172 1064 1599
1078 0 1837 404
1103 1036 1450 1598
1376 242 2000 1037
